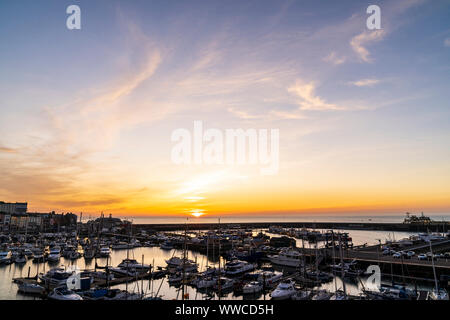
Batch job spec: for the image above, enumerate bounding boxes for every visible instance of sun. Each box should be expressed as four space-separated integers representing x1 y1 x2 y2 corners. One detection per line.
190 209 205 217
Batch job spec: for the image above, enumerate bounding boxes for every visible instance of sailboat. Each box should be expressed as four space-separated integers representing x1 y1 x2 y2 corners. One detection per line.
426 239 449 300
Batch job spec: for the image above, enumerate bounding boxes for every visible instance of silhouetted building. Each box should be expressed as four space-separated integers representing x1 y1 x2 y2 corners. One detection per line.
0 201 27 214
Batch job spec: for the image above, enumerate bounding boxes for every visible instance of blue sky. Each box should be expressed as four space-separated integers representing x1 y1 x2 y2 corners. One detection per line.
0 0 450 216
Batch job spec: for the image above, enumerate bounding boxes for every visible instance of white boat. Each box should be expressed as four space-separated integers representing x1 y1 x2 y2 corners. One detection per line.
118 259 151 271
224 260 255 276
39 268 75 287
48 287 83 300
0 251 12 264
166 256 195 267
47 247 61 262
268 249 303 268
270 280 296 300
427 288 449 300
18 282 45 295
243 281 263 294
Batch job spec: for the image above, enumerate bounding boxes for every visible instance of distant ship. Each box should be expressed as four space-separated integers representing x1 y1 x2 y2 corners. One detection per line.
403 212 433 224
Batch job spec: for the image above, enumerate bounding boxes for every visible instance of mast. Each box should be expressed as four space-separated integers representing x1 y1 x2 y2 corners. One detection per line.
428 240 439 294
125 219 132 299
182 218 187 300
338 234 347 298
331 231 337 293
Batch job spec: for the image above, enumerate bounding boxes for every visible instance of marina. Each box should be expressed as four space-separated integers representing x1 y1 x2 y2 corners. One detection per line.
1 213 449 301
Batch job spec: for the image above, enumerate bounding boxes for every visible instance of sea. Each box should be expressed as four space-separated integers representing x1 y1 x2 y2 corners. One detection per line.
79 214 450 225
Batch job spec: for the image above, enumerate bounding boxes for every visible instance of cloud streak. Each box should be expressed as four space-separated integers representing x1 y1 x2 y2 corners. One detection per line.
350 30 386 63
348 78 380 87
288 80 346 111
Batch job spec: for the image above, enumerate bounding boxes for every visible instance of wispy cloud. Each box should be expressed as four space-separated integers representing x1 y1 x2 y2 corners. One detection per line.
0 146 17 153
323 51 346 65
350 30 386 63
288 80 345 111
348 78 380 87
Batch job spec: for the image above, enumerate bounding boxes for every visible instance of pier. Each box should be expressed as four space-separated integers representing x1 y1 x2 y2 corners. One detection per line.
131 221 450 233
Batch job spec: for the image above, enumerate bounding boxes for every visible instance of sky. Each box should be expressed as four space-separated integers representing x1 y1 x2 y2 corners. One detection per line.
0 0 450 218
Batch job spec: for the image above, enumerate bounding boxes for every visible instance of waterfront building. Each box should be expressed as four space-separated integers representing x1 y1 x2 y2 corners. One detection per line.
0 201 27 214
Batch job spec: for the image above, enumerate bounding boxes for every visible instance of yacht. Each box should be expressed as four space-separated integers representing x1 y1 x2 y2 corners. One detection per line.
160 241 174 250
168 273 183 284
268 249 303 268
330 260 363 278
243 281 263 294
200 266 217 277
112 242 132 250
257 270 283 287
166 256 195 267
18 282 45 295
47 247 61 262
110 267 141 278
224 260 255 276
427 288 449 300
214 277 235 291
176 260 198 273
270 279 296 300
48 287 83 300
118 259 151 271
39 268 75 287
196 276 217 289
306 271 334 282
0 251 12 264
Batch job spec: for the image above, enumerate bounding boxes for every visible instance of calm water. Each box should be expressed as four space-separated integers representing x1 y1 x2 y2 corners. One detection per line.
0 228 425 300
80 214 450 224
